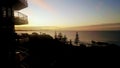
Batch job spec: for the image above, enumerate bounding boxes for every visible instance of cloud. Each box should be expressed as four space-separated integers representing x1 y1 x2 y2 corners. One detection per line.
29 0 55 13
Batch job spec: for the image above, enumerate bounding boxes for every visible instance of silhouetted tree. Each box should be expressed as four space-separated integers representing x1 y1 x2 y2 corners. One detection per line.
74 32 80 46
69 39 72 45
80 43 86 48
91 40 96 44
63 35 67 44
54 31 57 39
32 32 39 36
58 32 63 40
40 32 42 35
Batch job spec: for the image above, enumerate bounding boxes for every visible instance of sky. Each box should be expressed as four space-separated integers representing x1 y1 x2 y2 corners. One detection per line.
19 0 120 27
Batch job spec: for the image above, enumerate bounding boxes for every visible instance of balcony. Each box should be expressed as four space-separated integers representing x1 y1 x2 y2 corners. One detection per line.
0 0 28 10
14 11 28 25
13 0 28 10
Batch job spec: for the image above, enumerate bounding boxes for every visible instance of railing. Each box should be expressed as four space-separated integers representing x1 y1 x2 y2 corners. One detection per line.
14 11 28 25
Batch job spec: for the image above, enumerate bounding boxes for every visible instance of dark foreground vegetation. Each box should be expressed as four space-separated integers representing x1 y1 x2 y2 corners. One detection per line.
16 32 120 68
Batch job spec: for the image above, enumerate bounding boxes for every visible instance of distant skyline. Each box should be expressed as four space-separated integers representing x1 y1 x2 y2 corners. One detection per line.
19 0 120 27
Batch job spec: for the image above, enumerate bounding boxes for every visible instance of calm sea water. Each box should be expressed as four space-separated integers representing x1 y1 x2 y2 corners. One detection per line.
16 31 120 45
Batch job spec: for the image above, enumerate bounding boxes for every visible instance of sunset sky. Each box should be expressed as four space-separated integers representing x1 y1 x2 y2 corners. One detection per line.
19 0 120 27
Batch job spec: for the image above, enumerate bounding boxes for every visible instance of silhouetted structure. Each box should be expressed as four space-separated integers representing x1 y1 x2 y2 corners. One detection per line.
0 0 28 67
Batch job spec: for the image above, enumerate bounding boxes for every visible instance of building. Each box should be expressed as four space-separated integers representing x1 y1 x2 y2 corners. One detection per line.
0 0 28 67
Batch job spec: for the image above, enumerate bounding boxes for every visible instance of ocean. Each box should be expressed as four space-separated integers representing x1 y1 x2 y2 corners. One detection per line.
16 30 120 46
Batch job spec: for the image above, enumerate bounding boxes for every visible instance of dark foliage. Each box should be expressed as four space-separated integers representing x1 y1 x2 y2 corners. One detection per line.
16 33 120 68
